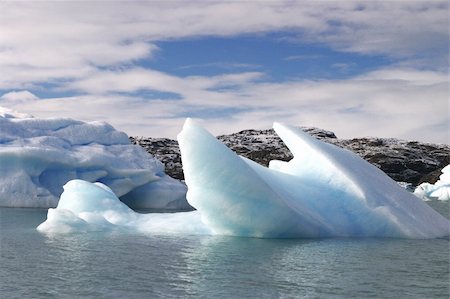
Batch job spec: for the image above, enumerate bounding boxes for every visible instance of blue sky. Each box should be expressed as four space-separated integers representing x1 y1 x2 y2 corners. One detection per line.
0 1 448 143
152 37 394 80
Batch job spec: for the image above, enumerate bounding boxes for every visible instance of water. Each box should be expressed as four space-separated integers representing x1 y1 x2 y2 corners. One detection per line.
1 202 449 299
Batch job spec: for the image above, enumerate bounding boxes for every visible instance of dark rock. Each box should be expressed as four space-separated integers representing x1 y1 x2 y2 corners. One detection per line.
418 169 443 185
130 137 184 180
130 127 449 185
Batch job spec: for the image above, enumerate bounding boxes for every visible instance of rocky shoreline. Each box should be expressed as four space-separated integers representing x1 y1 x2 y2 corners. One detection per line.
130 127 449 185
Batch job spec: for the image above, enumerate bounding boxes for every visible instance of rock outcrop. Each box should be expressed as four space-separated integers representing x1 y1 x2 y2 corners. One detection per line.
130 127 449 185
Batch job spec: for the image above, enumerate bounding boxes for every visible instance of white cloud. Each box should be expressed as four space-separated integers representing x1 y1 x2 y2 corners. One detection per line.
2 67 447 144
1 1 447 87
0 1 448 144
359 68 449 84
284 55 323 61
178 62 262 71
306 2 448 60
0 90 39 102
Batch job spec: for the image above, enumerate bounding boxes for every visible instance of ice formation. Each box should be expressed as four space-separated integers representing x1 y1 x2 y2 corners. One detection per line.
414 165 450 201
0 108 188 209
37 180 209 234
37 119 449 239
177 119 449 238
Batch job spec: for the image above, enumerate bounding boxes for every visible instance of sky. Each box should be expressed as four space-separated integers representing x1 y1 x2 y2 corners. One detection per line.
0 1 448 143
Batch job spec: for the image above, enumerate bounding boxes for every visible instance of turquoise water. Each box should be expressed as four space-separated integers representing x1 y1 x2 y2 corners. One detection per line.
1 202 449 298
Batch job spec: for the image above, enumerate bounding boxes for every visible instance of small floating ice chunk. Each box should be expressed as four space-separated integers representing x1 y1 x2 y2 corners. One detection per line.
37 180 211 235
415 165 450 201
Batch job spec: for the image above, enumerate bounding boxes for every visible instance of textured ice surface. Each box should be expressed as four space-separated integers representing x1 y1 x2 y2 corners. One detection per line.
37 120 449 239
0 108 188 209
177 119 449 238
37 180 209 234
414 165 450 201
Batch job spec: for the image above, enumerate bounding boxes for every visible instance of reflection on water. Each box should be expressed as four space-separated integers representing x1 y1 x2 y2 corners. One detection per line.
426 199 450 219
177 236 449 298
0 203 449 298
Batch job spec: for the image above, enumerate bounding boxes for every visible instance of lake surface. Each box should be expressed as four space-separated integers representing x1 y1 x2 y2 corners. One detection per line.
1 201 449 298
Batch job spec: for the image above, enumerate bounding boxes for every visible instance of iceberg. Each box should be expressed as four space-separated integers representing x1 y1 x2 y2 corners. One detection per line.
177 119 449 238
0 108 189 209
37 119 449 239
37 180 209 234
414 165 450 201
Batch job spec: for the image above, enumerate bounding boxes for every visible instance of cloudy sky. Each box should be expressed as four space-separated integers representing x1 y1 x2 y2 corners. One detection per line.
0 1 448 143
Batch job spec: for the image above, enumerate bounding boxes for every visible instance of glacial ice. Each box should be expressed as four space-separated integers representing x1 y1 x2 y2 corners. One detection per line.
37 180 210 234
37 119 449 239
177 119 449 238
0 108 189 209
414 165 450 201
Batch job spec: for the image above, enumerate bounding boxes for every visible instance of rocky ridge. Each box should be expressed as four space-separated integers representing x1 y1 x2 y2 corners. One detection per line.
130 127 449 185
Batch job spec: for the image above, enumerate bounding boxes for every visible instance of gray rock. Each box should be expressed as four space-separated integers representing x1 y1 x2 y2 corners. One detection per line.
130 127 449 185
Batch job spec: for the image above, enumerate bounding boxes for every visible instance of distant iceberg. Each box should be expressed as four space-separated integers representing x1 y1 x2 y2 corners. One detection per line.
0 107 189 209
38 119 449 239
414 165 450 201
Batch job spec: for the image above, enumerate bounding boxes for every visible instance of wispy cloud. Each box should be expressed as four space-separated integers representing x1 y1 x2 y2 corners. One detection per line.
2 67 447 143
331 63 353 71
1 1 447 88
0 1 448 144
61 68 265 105
177 62 262 71
0 90 39 103
283 55 323 61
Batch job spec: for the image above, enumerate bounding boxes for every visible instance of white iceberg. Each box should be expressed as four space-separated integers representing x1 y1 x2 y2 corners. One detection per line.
0 108 189 209
414 165 450 201
37 180 209 234
37 120 449 239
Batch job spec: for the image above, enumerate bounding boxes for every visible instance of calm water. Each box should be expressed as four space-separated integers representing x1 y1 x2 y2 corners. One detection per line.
1 202 449 298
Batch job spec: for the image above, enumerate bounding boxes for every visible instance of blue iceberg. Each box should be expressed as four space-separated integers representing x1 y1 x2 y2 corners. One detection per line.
177 119 449 238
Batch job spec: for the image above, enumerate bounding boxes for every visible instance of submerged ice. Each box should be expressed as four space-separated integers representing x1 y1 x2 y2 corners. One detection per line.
0 108 188 209
38 119 449 239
